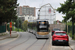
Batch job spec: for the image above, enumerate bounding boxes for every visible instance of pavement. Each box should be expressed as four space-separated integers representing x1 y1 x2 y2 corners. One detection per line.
0 31 19 40
69 36 75 50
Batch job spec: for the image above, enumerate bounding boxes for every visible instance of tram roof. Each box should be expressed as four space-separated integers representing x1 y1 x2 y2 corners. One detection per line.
37 19 49 21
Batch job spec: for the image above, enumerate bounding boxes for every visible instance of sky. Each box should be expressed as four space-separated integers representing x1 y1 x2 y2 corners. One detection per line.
17 0 66 21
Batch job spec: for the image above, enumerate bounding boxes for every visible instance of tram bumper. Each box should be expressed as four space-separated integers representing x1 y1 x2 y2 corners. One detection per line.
36 34 49 38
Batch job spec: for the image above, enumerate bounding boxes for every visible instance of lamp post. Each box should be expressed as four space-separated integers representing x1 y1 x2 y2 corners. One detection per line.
38 10 40 19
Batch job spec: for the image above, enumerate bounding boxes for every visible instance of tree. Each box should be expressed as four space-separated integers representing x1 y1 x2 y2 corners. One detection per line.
57 0 75 21
22 21 28 31
19 18 22 29
15 18 22 30
0 0 18 25
57 0 75 39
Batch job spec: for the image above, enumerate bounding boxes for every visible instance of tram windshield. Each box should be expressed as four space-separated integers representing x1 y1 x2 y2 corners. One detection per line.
37 21 49 32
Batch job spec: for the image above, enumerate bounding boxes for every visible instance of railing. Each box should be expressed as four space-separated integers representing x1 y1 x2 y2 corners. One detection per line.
0 25 6 33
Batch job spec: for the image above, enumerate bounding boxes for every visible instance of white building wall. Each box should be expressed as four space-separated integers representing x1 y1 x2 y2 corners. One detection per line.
38 4 56 24
18 15 36 21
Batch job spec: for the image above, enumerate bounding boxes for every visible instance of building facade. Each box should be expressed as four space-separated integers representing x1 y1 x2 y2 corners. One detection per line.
38 3 56 24
17 6 36 21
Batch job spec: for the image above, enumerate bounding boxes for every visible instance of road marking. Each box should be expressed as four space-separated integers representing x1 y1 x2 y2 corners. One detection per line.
0 33 20 46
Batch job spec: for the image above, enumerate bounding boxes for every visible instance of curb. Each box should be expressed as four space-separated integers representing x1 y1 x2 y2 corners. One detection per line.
0 33 20 46
69 35 75 50
0 34 18 40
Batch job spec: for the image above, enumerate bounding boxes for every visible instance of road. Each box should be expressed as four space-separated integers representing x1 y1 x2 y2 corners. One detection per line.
0 32 72 50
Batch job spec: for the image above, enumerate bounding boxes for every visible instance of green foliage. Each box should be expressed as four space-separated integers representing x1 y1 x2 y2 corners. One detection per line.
7 23 24 32
68 31 75 40
19 19 22 29
67 22 75 25
15 18 23 29
67 22 72 25
22 20 28 31
57 0 75 22
12 26 24 32
0 0 18 24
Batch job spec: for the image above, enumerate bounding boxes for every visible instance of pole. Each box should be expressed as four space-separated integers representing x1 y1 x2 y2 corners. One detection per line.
18 18 19 31
72 0 74 39
10 28 11 36
72 17 74 39
10 22 12 37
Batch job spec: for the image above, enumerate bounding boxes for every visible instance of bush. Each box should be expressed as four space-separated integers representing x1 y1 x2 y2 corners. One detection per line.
22 20 28 31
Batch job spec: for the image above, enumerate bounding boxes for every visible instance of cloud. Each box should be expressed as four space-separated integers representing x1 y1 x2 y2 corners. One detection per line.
56 12 65 21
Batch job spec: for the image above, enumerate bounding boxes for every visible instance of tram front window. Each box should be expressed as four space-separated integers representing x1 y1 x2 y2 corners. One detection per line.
37 25 48 32
37 21 49 32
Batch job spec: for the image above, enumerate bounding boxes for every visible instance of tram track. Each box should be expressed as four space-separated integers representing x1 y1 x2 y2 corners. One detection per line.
9 38 48 50
7 32 49 50
8 36 31 50
26 39 38 50
41 39 48 50
26 39 48 50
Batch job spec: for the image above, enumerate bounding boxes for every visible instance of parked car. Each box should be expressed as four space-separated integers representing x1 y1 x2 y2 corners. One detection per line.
52 28 60 36
52 31 69 45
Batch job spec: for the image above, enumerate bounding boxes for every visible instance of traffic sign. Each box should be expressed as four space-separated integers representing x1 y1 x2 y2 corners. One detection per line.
10 22 12 28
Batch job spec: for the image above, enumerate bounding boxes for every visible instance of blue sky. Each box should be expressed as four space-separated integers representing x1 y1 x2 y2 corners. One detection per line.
17 0 66 21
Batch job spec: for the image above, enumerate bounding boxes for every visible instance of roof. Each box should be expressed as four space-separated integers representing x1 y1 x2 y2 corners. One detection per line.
37 19 49 21
55 31 66 33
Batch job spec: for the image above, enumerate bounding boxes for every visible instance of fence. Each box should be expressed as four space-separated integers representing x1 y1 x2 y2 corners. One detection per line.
0 25 6 33
67 25 75 33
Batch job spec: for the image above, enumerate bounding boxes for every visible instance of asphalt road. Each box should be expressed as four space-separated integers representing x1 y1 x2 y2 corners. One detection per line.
0 32 72 50
0 32 50 50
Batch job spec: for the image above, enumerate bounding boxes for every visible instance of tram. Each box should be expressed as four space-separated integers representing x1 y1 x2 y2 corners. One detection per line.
28 19 50 38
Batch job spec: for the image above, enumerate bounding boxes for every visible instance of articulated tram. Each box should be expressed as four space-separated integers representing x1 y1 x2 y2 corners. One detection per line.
28 19 50 38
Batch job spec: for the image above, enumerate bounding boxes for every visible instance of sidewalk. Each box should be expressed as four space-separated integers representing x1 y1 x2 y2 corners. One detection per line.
0 31 19 40
69 36 75 50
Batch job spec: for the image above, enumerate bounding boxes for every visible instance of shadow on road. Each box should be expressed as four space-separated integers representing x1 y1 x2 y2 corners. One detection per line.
53 43 69 46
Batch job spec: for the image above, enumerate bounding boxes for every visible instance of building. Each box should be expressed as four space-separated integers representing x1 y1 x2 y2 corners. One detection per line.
38 3 56 24
17 5 36 21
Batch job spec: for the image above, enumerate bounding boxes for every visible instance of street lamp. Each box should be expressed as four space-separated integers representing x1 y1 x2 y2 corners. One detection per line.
38 10 40 19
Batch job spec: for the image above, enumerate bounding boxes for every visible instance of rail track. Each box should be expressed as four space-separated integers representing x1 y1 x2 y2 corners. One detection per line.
8 36 31 50
26 39 48 50
8 35 48 50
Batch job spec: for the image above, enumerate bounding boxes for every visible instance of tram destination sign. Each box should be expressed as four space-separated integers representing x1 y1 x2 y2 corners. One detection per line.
39 25 47 28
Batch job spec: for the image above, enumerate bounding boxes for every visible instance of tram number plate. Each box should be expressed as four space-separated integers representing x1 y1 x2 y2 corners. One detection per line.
39 26 47 28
